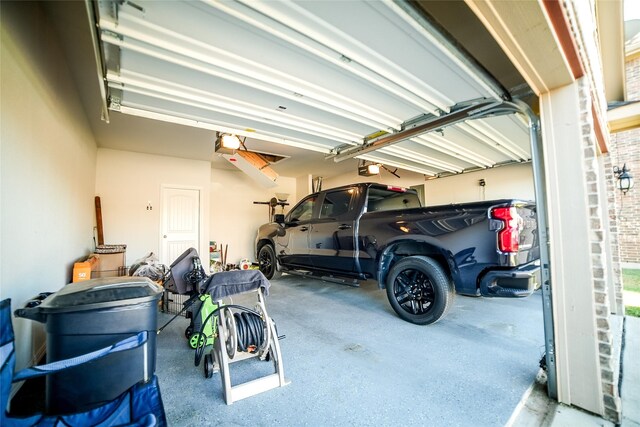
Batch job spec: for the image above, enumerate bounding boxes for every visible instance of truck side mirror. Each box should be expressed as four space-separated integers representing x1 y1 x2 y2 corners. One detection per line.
273 214 285 224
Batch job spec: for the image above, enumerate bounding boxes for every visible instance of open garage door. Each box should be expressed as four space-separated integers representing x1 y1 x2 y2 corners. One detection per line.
89 0 555 397
93 0 533 177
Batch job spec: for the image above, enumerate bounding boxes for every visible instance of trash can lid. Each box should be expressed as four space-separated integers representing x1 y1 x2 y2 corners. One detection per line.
38 277 162 313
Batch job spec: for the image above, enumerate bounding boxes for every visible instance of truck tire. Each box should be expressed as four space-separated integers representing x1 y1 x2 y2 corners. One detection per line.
386 256 454 325
258 244 281 280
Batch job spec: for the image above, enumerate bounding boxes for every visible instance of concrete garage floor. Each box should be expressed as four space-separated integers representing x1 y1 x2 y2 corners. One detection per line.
156 274 544 426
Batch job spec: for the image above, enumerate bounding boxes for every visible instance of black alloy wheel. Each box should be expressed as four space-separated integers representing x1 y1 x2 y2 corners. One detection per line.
385 256 454 325
258 244 281 280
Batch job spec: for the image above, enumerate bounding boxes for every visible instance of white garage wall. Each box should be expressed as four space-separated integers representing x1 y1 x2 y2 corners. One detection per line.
295 174 312 204
424 163 535 205
303 163 533 206
95 148 211 265
210 169 296 266
1 3 98 369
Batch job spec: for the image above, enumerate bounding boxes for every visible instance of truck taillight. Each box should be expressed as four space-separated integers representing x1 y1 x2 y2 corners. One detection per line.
491 207 520 253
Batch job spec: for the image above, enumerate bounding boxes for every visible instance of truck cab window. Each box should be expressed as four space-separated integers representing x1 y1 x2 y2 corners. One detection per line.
366 188 421 212
319 189 352 219
288 196 316 222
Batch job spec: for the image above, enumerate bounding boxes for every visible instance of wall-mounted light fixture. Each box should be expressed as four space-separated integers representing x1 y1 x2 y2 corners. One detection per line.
358 163 380 176
613 164 634 194
214 132 241 154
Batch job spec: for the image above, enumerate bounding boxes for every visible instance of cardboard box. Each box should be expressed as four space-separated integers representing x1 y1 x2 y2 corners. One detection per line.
73 263 92 282
73 256 98 282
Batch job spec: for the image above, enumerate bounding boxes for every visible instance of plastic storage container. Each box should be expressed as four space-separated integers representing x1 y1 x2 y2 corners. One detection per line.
15 277 162 414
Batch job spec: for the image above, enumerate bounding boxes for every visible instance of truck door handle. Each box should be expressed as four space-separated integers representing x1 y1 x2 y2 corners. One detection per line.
338 224 352 230
300 226 309 231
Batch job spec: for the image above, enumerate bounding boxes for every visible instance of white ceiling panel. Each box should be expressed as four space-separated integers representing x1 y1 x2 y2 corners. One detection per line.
96 0 532 177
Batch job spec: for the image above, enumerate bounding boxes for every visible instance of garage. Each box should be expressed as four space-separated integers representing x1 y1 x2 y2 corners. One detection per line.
1 0 636 425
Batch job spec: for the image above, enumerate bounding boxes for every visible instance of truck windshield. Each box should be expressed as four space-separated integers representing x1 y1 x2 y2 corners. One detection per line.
366 187 421 212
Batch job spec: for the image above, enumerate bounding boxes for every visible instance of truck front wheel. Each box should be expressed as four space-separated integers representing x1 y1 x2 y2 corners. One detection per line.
386 256 454 325
258 244 281 280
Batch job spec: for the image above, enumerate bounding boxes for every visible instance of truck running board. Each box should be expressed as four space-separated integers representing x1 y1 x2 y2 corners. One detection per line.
320 276 360 287
285 270 360 287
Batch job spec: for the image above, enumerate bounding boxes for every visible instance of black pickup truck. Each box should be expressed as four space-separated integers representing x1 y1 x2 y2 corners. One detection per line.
256 183 540 325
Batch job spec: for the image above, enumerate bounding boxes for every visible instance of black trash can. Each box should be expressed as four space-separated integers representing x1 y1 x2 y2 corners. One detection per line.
15 277 162 414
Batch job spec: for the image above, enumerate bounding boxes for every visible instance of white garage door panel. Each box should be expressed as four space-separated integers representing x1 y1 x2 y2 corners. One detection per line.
98 0 532 177
110 5 423 125
113 59 381 140
117 90 350 151
118 52 386 134
478 115 532 156
275 0 493 105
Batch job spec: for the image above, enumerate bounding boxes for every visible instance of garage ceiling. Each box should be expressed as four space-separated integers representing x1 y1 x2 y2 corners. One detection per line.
93 0 532 177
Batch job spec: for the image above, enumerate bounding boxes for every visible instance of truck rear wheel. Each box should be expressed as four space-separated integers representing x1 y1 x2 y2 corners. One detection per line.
386 256 454 325
258 244 281 280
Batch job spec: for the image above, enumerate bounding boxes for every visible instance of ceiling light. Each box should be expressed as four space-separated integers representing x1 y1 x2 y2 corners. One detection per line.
215 132 241 154
221 134 241 149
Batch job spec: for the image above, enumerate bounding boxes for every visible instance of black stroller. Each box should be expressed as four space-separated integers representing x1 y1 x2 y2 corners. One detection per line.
161 248 218 349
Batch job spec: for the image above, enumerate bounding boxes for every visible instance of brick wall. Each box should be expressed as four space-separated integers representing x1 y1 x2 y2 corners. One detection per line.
603 154 625 313
562 0 623 420
576 78 621 422
609 57 640 264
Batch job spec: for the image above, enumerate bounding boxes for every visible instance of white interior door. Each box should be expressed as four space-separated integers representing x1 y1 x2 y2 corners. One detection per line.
161 187 200 266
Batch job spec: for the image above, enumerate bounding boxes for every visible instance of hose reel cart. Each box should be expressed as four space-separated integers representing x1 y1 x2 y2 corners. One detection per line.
195 270 289 404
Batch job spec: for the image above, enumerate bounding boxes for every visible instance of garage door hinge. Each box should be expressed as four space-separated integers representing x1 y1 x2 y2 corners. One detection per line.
109 95 121 111
102 30 123 42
